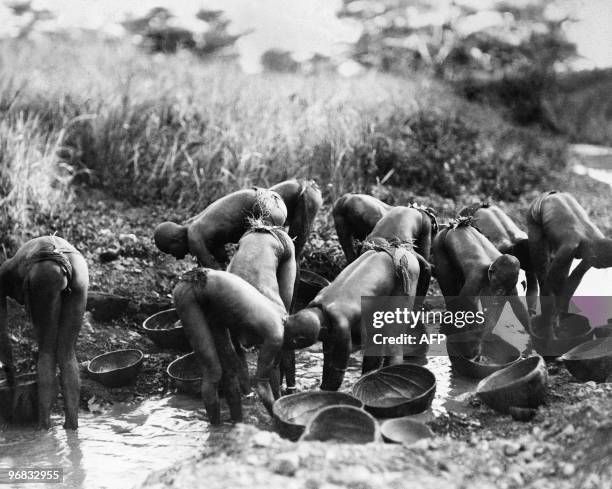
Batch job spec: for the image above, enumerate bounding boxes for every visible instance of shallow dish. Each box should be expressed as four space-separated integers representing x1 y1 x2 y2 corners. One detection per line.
530 313 593 358
273 391 364 440
142 308 192 352
167 352 203 397
292 270 330 311
561 337 612 383
476 355 547 413
447 332 521 379
380 417 434 444
352 363 436 418
88 349 144 387
299 405 380 444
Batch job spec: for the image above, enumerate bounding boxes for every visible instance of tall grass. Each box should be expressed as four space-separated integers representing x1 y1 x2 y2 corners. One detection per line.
0 37 567 241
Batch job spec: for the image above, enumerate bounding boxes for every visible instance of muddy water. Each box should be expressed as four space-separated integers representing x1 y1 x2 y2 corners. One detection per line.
0 321 532 489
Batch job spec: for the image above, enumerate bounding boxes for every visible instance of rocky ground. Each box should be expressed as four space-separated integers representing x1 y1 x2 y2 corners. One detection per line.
137 370 611 489
2 167 611 487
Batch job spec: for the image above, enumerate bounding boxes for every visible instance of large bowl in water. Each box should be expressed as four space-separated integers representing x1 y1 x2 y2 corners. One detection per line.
352 363 436 418
293 270 330 311
142 308 192 352
167 352 202 397
0 373 45 424
273 391 364 441
88 349 144 387
447 332 521 379
561 337 612 383
530 313 593 358
380 417 434 445
299 405 380 444
476 355 547 413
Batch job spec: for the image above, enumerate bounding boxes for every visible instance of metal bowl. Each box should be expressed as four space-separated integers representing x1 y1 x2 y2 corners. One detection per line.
476 355 547 413
530 313 593 358
88 349 144 387
561 337 612 383
293 270 330 311
593 324 612 338
299 405 380 444
167 352 202 397
273 391 364 441
352 363 436 418
142 308 192 352
380 417 434 444
447 333 521 379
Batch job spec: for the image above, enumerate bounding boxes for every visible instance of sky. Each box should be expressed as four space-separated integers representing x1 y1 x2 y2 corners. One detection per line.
0 0 610 72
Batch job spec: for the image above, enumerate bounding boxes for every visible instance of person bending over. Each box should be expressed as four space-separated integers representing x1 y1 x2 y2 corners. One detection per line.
269 179 323 259
173 221 297 424
0 236 88 429
226 219 296 396
268 179 323 389
459 202 538 315
364 204 437 303
154 187 287 269
432 217 530 356
284 238 421 391
527 191 612 338
332 193 391 263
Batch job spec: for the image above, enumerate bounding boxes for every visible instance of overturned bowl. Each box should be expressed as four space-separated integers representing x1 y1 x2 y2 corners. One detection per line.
531 313 593 358
448 333 521 379
167 352 202 397
380 417 434 445
352 364 436 418
86 291 130 321
142 308 192 352
88 349 144 388
476 355 547 413
273 391 364 441
299 405 380 444
293 270 330 311
561 337 612 383
593 324 612 338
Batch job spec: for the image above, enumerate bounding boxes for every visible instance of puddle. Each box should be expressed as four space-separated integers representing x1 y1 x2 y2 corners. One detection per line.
571 143 612 188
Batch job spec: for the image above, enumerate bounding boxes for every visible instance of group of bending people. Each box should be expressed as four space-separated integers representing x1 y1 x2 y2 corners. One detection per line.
1 180 610 429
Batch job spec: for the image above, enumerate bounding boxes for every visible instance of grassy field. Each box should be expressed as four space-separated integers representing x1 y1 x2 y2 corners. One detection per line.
0 37 570 251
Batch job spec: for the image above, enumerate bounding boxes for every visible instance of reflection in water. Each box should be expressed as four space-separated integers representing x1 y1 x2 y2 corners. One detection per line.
0 397 210 489
0 319 531 489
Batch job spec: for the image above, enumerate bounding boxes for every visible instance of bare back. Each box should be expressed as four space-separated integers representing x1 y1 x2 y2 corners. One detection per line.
442 226 501 275
227 229 294 309
530 192 604 251
188 189 287 249
472 206 527 252
333 194 391 239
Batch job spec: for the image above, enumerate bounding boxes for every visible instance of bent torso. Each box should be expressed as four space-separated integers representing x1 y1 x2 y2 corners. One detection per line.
472 206 527 252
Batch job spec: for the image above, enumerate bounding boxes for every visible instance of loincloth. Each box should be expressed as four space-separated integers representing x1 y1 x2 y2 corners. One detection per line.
244 219 292 257
459 201 491 218
529 190 558 223
360 238 416 295
409 202 439 236
253 188 285 222
177 267 209 295
28 242 74 293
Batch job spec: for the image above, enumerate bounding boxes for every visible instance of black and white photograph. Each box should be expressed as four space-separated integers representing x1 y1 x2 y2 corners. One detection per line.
0 1 611 488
